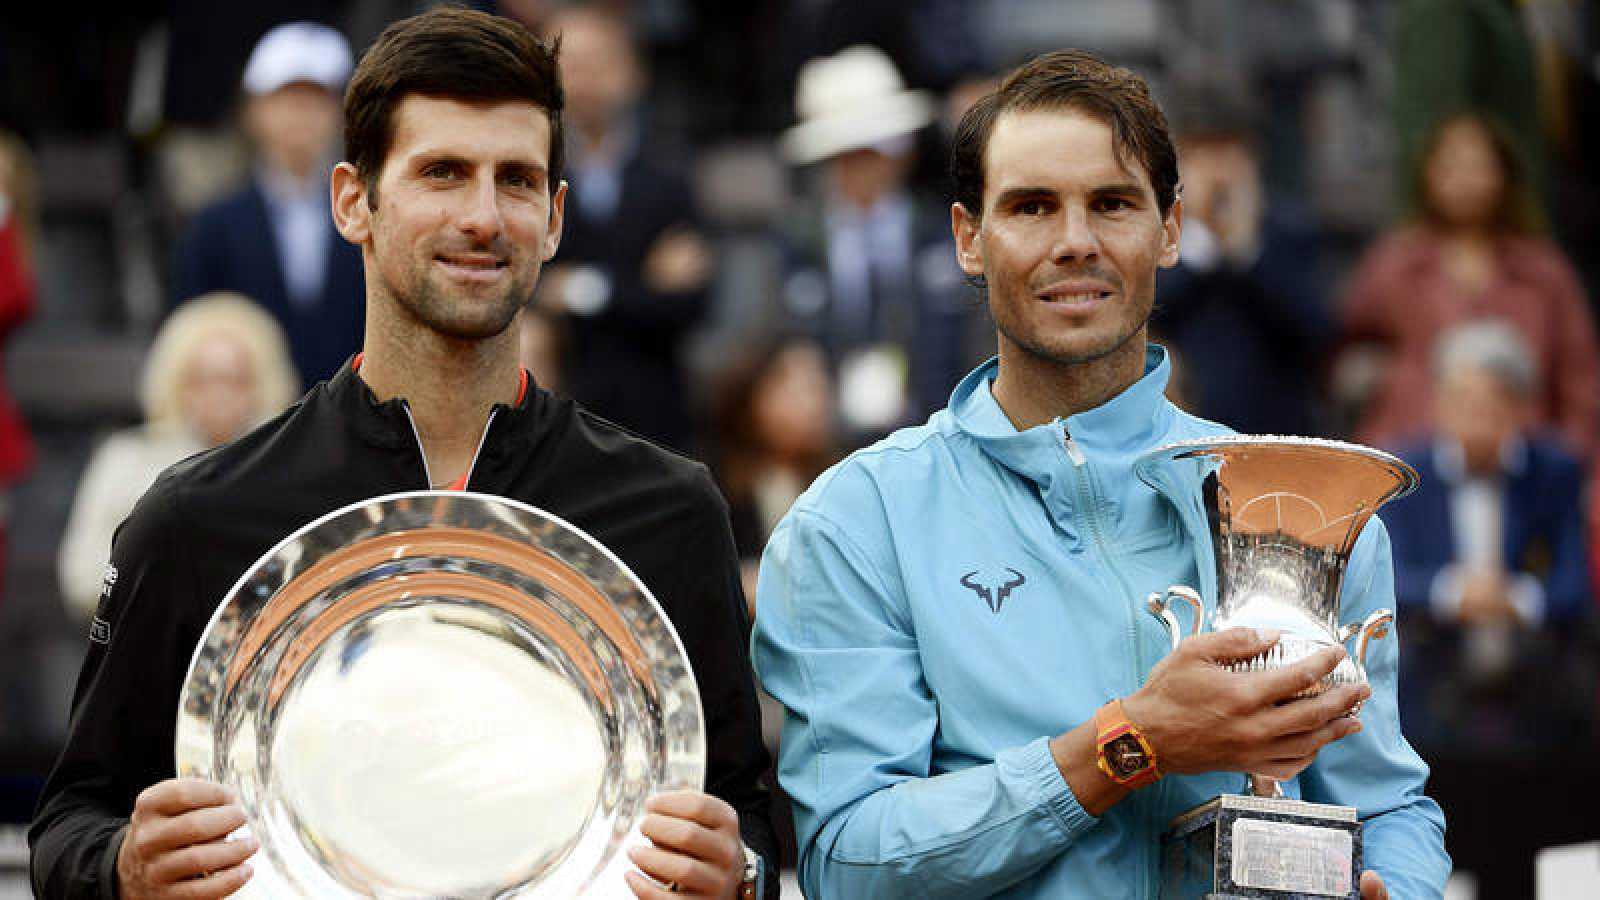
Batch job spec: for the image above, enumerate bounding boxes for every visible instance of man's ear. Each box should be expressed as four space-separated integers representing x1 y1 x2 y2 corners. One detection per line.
542 180 567 262
330 162 371 246
951 201 984 277
1158 195 1183 269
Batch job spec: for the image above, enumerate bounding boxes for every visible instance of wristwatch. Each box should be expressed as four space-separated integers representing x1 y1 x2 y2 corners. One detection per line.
1093 698 1161 788
738 843 764 899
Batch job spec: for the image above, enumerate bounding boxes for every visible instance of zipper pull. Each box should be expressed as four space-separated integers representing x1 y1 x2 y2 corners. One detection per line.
1063 431 1086 466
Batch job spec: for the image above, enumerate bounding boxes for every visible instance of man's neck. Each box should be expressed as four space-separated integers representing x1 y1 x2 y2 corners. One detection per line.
358 314 522 486
991 332 1148 431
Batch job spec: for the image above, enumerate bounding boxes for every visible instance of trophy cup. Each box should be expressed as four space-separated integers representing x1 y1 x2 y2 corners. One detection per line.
1133 436 1418 900
175 491 704 898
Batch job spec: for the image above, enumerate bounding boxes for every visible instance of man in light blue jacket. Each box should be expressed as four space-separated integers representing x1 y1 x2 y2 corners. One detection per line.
751 49 1449 899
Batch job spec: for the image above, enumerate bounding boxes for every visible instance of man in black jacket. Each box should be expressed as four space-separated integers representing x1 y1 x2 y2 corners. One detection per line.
30 9 776 900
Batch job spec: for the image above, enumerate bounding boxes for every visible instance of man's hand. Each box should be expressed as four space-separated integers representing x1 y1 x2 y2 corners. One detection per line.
1360 869 1388 899
1458 569 1517 624
625 791 744 899
1122 628 1370 782
116 778 258 899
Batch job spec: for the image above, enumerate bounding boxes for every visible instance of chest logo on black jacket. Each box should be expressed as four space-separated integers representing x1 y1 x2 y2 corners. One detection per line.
960 568 1026 614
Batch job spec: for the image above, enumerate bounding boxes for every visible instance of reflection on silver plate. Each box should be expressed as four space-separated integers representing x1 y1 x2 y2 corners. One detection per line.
175 491 705 898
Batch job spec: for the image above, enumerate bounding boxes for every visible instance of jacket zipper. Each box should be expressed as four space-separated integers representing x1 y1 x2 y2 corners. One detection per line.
1060 421 1157 899
399 400 499 489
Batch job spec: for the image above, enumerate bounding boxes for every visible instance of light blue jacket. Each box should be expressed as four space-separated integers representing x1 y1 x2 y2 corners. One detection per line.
751 347 1449 899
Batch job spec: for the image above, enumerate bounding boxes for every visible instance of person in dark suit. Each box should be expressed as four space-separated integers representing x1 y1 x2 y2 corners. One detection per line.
533 6 713 451
1383 320 1594 755
777 45 974 440
172 23 365 388
1152 73 1331 435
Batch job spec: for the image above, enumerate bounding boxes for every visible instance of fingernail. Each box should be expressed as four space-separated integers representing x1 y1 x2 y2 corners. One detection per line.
1254 627 1280 643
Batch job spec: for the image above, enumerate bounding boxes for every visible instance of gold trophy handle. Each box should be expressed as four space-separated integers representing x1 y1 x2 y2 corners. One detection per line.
1146 585 1204 652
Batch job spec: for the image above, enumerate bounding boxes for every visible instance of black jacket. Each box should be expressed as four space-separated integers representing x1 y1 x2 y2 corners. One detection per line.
30 361 778 898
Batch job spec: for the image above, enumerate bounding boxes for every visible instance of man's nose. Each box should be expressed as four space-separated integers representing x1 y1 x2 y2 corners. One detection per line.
455 174 504 243
1052 205 1100 263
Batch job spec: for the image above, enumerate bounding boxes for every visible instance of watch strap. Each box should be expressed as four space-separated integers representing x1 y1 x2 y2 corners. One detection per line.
1093 698 1161 788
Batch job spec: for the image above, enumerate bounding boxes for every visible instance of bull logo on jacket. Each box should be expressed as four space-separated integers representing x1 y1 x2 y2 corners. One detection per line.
960 567 1027 614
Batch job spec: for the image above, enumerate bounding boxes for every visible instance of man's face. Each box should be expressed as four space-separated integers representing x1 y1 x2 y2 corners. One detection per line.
245 82 342 175
953 108 1179 367
1436 366 1526 471
553 10 639 133
337 95 565 341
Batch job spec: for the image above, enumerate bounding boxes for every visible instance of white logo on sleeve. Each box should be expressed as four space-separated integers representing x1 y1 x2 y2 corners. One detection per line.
89 563 118 645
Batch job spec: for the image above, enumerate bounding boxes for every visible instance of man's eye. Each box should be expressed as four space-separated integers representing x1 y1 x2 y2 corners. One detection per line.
1016 200 1046 215
1097 197 1133 212
502 173 533 189
423 164 460 180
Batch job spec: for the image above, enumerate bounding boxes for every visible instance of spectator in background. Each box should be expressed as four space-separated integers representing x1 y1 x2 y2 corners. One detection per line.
535 6 713 451
709 334 838 603
1339 112 1598 455
0 132 38 607
172 23 365 388
56 292 298 622
1383 320 1594 755
1153 73 1330 435
778 45 972 439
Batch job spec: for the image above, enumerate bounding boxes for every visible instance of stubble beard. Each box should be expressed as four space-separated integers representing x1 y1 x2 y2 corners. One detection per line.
992 285 1153 371
384 254 535 342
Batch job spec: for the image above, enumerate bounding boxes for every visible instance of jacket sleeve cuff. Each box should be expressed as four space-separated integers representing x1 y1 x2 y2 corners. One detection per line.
1017 736 1099 842
100 824 127 900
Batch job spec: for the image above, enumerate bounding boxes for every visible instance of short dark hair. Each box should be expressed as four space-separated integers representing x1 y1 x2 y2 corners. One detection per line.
951 50 1178 220
344 7 564 201
1410 112 1545 237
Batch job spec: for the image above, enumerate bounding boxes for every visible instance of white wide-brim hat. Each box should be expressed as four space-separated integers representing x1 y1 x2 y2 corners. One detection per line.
242 22 353 96
781 45 935 166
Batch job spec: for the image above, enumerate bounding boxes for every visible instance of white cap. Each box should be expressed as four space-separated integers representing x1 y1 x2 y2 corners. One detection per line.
781 45 934 166
242 22 353 97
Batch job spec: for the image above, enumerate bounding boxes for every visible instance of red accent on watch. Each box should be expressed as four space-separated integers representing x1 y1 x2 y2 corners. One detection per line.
1093 699 1161 788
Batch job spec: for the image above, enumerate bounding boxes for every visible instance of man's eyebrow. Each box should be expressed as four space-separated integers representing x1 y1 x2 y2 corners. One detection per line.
991 186 1056 207
1092 181 1147 196
496 160 548 178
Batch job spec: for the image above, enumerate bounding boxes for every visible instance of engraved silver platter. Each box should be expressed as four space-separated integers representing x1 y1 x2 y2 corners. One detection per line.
175 491 705 898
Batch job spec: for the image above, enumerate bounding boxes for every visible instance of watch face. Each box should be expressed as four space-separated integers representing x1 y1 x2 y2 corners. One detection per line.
1107 734 1149 777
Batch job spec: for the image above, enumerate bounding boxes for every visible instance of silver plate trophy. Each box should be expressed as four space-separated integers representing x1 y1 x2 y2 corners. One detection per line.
1134 436 1418 900
175 491 705 899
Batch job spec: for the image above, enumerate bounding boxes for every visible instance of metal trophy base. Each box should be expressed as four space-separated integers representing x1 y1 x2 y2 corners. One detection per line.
1160 794 1362 900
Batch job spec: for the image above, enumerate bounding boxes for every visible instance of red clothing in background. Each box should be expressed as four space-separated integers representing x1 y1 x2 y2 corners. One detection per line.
0 219 35 484
1342 227 1599 456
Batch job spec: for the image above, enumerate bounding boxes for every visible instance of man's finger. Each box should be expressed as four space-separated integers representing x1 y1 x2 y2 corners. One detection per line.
645 791 737 831
167 861 253 900
639 814 738 866
1258 684 1370 737
1242 645 1347 707
624 869 683 900
627 844 719 895
140 804 248 853
1360 869 1388 900
147 834 259 885
136 779 236 818
1185 626 1281 664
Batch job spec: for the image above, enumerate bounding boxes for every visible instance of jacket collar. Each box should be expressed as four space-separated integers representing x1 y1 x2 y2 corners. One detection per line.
322 356 545 456
950 343 1176 485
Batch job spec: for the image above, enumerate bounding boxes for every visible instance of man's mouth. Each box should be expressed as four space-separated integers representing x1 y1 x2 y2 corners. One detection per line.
1036 280 1116 304
435 254 510 282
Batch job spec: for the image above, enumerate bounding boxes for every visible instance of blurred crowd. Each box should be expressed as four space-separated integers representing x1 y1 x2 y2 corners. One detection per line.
2 0 1599 894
